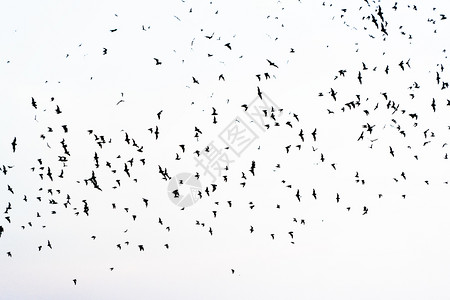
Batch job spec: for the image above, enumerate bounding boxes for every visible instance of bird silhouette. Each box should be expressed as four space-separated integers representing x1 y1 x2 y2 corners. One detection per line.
11 137 17 153
257 86 263 99
266 59 278 68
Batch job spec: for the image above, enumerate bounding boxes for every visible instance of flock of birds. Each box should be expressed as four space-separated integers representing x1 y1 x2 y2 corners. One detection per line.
1 0 449 289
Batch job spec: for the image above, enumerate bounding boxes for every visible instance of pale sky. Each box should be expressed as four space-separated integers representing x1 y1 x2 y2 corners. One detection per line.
1 0 450 299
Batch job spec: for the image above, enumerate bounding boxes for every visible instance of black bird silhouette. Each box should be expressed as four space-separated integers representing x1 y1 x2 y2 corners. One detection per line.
11 137 17 152
311 128 317 141
257 86 263 99
371 14 379 28
154 126 160 140
31 97 37 109
377 5 384 21
299 129 304 142
381 23 388 35
295 189 301 201
249 161 256 176
285 145 291 153
194 126 202 134
47 167 53 181
357 131 364 141
330 88 337 101
224 43 232 50
124 163 130 177
154 58 162 65
266 59 278 68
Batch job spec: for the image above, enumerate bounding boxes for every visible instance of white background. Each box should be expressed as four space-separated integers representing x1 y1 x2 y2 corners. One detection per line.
1 0 449 299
